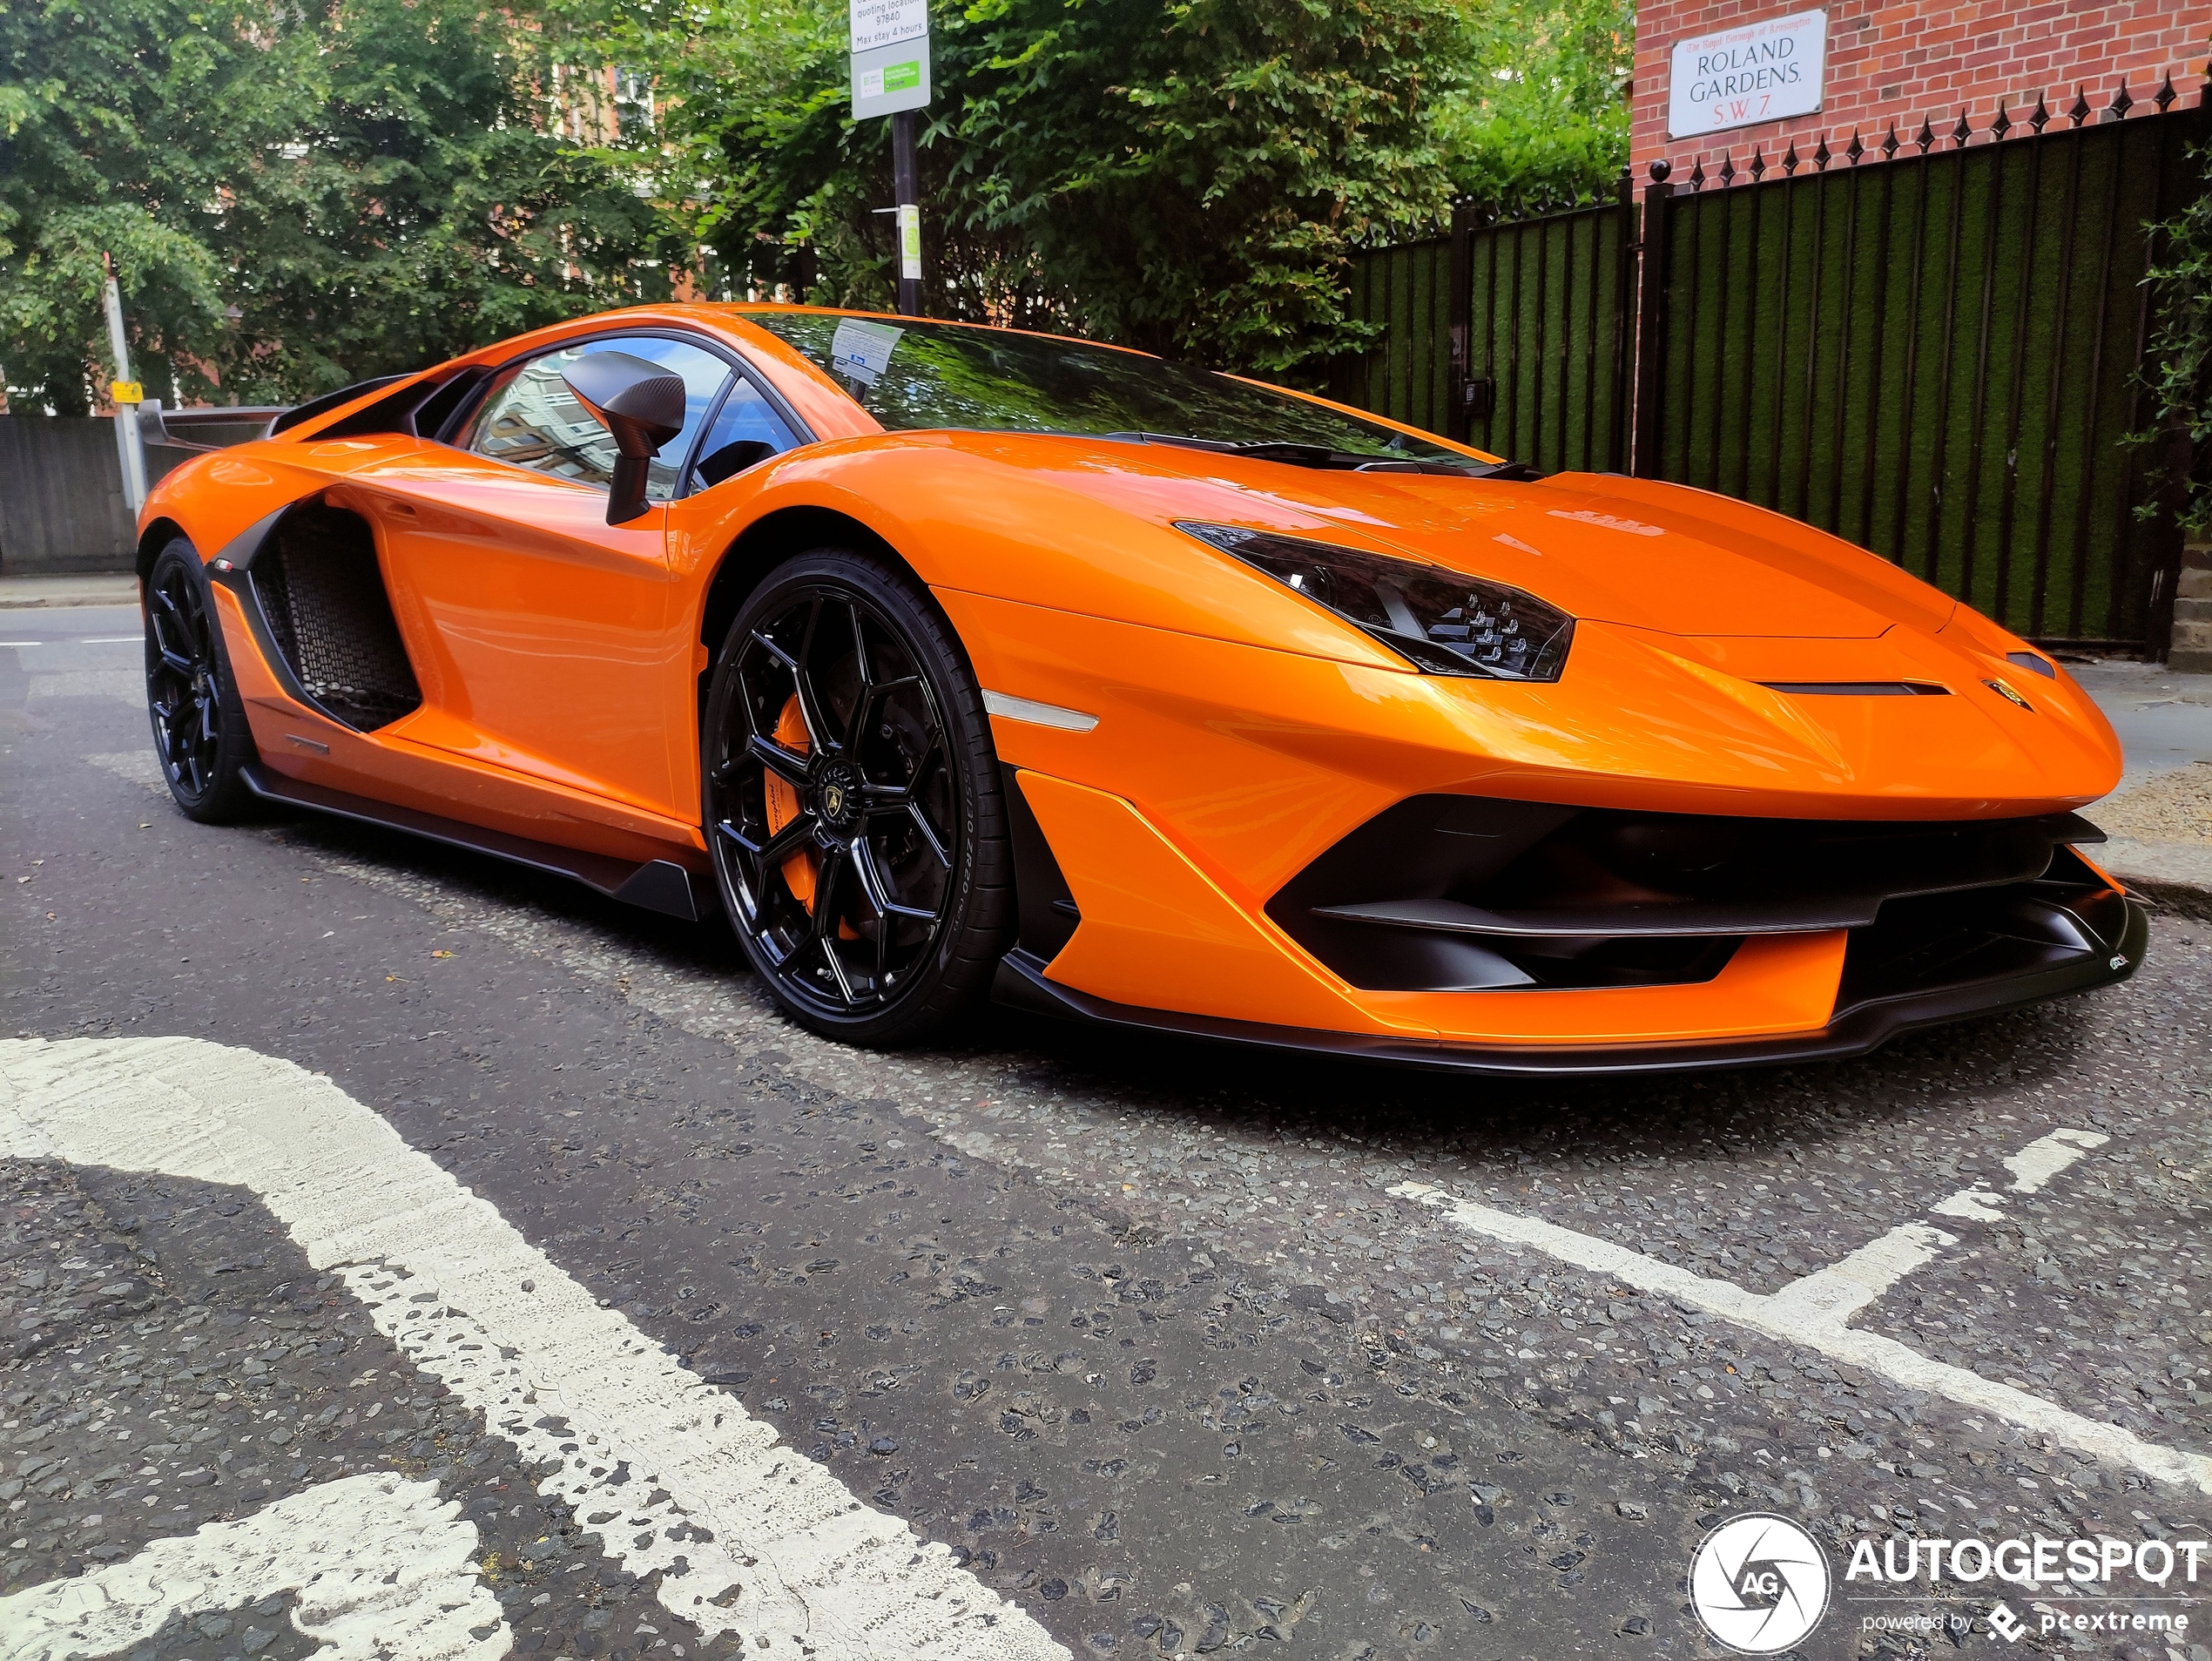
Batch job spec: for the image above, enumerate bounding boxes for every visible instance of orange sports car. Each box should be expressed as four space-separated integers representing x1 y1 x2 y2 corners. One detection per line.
135 304 2144 1071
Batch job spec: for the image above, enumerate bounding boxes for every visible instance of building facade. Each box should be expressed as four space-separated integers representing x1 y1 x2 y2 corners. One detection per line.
1631 0 2212 179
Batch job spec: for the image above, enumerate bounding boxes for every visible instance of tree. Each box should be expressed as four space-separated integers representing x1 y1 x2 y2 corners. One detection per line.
0 0 302 413
567 0 1629 382
0 0 678 413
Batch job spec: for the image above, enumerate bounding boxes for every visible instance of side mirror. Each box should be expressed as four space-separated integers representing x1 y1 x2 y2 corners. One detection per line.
561 352 686 524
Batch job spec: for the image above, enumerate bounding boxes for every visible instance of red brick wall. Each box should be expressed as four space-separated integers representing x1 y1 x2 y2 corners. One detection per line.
1632 0 2212 179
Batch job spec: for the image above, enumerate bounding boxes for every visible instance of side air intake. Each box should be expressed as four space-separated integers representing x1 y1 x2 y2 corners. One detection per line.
249 503 422 732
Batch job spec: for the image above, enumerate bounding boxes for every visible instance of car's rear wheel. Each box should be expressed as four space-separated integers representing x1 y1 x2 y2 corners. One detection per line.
703 549 1012 1044
145 538 258 823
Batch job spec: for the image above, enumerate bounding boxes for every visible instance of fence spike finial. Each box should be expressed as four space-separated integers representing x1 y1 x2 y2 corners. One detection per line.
2069 84 2091 125
1689 156 1705 191
1879 122 1899 159
2030 90 2050 131
1952 106 1973 145
2155 71 2176 111
1814 132 1831 170
1783 138 1799 175
2107 79 2133 120
1990 99 2012 138
1718 150 1737 186
1847 128 1866 164
1749 145 1767 179
1916 115 1936 152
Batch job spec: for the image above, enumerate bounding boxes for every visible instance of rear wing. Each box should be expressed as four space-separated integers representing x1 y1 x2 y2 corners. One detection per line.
138 373 414 452
138 403 288 452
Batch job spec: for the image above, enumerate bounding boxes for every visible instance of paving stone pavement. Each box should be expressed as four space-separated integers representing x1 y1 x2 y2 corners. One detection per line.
4 608 2211 1661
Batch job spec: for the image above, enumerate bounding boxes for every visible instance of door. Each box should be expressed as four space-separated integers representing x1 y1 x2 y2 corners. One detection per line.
367 334 733 820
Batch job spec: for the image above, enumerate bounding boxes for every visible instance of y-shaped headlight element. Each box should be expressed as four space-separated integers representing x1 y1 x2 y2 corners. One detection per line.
1179 522 1575 682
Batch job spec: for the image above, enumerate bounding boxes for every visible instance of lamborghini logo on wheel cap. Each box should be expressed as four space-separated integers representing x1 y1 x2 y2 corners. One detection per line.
822 782 847 819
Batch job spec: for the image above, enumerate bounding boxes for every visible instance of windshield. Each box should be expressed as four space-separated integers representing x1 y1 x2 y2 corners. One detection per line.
741 311 1473 464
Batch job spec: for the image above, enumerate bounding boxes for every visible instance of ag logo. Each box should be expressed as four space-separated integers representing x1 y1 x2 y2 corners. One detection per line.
1689 1513 1831 1654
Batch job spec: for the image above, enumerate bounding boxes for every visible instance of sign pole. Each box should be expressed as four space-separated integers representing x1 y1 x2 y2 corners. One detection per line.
892 110 921 317
850 0 931 317
100 254 148 513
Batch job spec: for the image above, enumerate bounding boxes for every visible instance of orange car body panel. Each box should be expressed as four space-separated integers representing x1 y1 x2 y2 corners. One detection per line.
143 301 2128 1054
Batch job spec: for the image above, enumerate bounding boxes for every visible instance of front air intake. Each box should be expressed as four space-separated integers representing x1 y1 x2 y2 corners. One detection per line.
1268 794 2112 994
250 503 421 732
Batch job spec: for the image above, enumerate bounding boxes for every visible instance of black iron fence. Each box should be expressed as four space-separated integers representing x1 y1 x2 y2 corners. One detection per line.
1335 195 1637 474
1330 75 2209 655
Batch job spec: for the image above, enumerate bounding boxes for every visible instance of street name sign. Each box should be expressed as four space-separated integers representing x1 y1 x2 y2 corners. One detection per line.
1667 9 1826 140
851 0 931 118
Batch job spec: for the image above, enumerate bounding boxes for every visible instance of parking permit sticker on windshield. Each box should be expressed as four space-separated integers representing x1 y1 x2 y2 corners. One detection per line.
830 318 904 387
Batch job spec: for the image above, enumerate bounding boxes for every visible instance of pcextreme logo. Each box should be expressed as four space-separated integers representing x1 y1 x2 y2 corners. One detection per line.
1689 1513 1833 1654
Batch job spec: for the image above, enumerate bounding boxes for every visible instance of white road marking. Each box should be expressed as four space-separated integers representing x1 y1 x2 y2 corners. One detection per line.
2003 1125 2107 1192
1929 1128 2107 1221
0 1471 506 1661
0 1037 1070 1661
77 636 145 645
0 641 43 649
1763 1222 1957 1327
1392 1124 2212 1496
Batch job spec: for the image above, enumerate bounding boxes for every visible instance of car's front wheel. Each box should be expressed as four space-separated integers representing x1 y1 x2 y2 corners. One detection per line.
144 537 258 823
703 549 1013 1044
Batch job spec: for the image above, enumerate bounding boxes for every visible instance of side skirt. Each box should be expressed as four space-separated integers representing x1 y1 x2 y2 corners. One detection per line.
240 762 712 922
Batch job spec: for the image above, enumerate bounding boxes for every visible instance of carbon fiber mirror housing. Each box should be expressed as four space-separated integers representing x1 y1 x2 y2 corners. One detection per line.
561 351 687 524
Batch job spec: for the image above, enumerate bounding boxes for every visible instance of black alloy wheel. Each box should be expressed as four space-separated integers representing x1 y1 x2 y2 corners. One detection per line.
144 538 257 823
704 549 1012 1043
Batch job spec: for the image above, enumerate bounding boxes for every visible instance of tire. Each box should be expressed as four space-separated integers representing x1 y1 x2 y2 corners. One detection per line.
703 547 1014 1045
144 537 259 824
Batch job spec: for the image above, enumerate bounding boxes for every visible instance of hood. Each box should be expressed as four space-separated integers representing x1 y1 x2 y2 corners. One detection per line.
1051 446 1956 642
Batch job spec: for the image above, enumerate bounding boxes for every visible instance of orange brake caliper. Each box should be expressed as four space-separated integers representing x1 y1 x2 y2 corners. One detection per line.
763 695 817 910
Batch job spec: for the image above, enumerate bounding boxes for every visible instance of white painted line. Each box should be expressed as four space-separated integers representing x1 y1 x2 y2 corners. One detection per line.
1763 1221 1957 1327
981 690 1099 733
77 635 145 645
0 1037 1069 1661
1391 1124 2212 1496
0 640 43 649
0 1470 506 1660
1928 1127 2108 1220
2004 1125 2107 1192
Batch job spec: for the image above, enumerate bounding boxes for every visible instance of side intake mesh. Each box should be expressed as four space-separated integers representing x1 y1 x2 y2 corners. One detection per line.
252 504 421 731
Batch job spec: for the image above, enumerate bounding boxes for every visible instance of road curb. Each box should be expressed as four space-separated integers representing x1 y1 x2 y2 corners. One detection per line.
0 575 139 609
2101 838 2212 924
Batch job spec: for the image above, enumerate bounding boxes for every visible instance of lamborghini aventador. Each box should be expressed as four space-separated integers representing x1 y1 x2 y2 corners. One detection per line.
133 304 2145 1071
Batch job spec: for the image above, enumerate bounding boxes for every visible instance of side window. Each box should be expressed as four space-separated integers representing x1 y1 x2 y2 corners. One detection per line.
459 336 732 502
689 375 800 490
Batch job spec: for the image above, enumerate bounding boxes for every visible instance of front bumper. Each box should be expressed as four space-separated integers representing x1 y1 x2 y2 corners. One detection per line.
993 894 2148 1077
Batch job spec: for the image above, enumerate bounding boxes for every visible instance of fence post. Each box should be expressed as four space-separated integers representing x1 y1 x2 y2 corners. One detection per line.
1632 161 1676 478
1612 168 1637 473
1447 201 1475 445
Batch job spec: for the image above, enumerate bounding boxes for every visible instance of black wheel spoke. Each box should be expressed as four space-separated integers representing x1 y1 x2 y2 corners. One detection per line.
852 836 935 921
759 813 819 868
907 800 953 869
748 733 812 787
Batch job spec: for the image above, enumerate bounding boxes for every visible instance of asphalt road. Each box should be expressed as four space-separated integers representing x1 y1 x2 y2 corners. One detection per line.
3 604 2210 1661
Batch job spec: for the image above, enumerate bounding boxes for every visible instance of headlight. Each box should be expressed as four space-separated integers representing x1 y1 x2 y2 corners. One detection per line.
1178 522 1574 682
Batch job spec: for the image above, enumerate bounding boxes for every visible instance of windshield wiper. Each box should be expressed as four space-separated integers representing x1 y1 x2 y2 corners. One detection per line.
1102 430 1543 479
